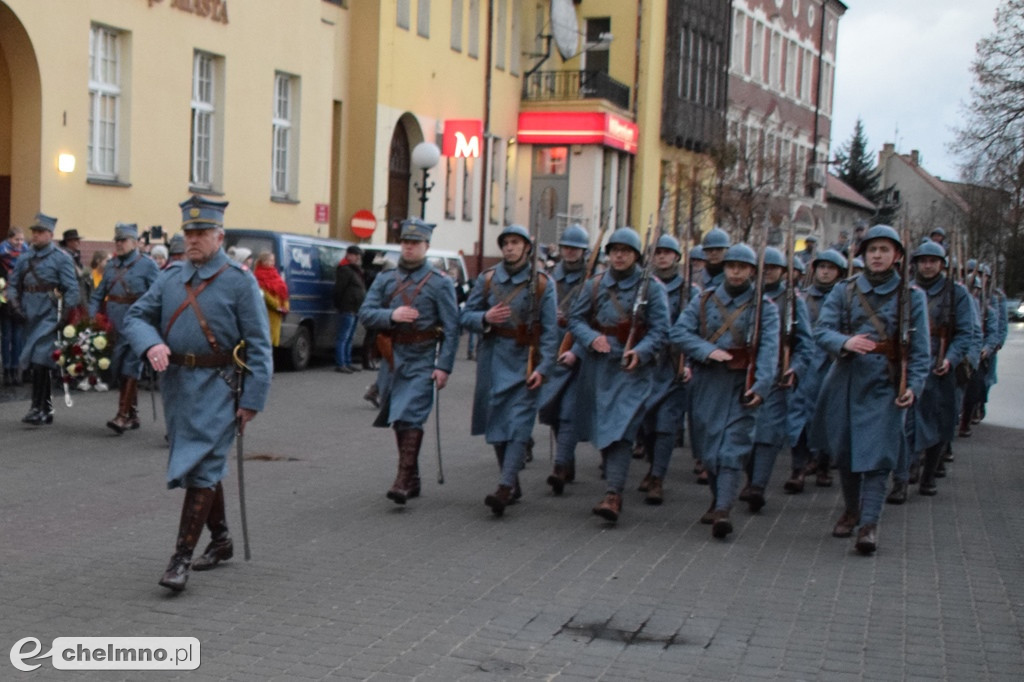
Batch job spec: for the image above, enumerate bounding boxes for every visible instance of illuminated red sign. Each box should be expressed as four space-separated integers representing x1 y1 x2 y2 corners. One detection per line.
442 119 484 158
516 112 638 154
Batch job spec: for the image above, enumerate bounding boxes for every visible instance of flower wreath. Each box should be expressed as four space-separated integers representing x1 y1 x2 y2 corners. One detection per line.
52 312 114 389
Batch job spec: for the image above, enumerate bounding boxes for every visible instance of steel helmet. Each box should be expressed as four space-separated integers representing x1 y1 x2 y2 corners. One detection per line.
930 226 947 238
702 226 731 249
791 257 806 274
723 243 757 267
655 234 682 257
852 257 864 269
498 224 532 249
558 223 589 249
981 263 992 276
966 258 978 272
605 227 643 256
763 247 787 268
855 224 902 257
812 248 848 272
689 245 706 261
911 240 947 262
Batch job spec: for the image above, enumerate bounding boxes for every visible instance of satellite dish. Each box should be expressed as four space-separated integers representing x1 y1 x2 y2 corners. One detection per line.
550 0 579 61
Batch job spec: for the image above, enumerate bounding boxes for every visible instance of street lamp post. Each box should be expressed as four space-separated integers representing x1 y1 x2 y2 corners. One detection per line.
412 142 441 220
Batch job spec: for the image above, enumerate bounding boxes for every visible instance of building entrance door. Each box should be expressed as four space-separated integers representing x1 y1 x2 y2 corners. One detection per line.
529 146 569 246
385 124 411 243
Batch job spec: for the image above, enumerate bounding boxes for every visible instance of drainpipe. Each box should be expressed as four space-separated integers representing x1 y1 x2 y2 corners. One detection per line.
476 0 494 276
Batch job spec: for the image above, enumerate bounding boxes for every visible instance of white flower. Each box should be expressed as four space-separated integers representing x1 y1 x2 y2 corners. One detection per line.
97 357 111 371
63 325 77 339
92 335 108 351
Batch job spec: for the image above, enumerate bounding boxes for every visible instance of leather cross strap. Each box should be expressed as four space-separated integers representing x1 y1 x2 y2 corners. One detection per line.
854 288 891 342
387 271 434 307
164 263 231 352
20 256 57 294
105 253 143 297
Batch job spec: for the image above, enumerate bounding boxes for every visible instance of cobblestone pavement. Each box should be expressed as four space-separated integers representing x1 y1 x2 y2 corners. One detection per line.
2 354 1023 681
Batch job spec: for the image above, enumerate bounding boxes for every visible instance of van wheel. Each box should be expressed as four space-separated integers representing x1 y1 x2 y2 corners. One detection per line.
287 326 312 371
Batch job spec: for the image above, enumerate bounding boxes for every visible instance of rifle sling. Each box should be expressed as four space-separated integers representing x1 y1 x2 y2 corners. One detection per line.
164 263 231 354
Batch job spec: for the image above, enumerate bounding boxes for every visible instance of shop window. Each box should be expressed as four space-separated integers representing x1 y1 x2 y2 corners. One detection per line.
534 147 568 176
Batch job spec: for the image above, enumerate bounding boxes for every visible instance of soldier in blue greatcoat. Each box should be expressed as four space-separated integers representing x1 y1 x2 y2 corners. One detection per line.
123 196 273 592
461 224 559 516
568 226 670 524
741 248 813 514
358 219 459 506
536 224 593 495
89 222 160 434
809 225 930 555
6 213 80 425
671 243 780 539
785 248 847 491
699 226 730 290
958 263 1000 437
636 234 699 505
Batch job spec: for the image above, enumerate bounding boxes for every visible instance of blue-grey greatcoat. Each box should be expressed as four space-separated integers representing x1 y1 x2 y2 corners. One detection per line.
123 250 273 489
568 268 670 450
461 262 559 442
985 289 1008 389
809 273 930 473
914 276 974 450
642 274 699 434
787 282 834 445
671 284 780 470
358 262 459 428
538 261 589 426
7 243 80 368
89 250 160 377
754 284 814 447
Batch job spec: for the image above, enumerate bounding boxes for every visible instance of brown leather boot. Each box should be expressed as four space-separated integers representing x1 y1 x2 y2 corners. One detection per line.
783 469 805 494
637 469 655 493
386 429 423 504
107 376 135 434
592 492 622 522
644 477 664 505
711 509 733 539
484 485 513 516
855 523 878 554
192 482 233 571
546 464 570 495
159 487 216 592
124 377 140 430
832 510 860 538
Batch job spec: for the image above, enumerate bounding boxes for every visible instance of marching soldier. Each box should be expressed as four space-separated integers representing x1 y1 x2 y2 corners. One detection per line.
809 225 930 555
786 248 847 491
568 226 670 524
461 224 559 516
671 243 779 539
89 223 160 434
636 234 699 505
959 262 1000 437
538 224 593 495
905 240 974 497
741 247 813 513
699 227 730 289
123 196 273 591
7 213 80 425
358 219 459 506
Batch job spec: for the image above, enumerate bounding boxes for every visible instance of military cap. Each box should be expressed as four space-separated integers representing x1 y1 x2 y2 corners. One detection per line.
168 234 186 255
400 217 435 242
114 222 139 240
30 213 57 232
180 195 229 231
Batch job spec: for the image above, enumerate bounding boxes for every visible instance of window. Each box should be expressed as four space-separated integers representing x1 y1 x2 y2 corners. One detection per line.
584 18 610 74
495 0 507 70
468 0 480 57
503 140 515 226
450 0 462 51
786 41 797 96
397 0 410 29
461 157 474 221
417 0 431 38
445 156 457 219
751 22 764 82
88 25 122 180
190 52 219 190
271 72 299 199
801 49 813 102
769 31 781 90
509 2 520 75
489 136 501 224
732 10 745 73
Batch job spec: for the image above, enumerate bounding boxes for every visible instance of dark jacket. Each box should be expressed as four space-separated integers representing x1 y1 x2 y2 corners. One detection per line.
334 260 366 313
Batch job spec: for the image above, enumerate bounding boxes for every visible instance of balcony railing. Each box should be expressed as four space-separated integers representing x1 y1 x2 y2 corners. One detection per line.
521 70 631 111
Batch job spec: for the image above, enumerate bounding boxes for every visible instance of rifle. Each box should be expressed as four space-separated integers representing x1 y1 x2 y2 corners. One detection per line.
621 213 659 367
778 220 797 388
935 234 955 371
744 220 770 399
525 216 542 379
675 222 692 379
232 341 252 561
557 214 610 357
896 223 912 398
432 333 445 484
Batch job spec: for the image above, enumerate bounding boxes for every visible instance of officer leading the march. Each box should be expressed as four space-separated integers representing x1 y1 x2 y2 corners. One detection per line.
89 222 159 434
123 196 273 592
7 213 80 425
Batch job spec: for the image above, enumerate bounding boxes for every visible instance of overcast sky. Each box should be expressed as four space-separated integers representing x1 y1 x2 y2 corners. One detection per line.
830 0 1004 181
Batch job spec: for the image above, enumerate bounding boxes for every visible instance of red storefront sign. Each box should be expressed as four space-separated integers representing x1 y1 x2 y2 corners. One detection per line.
442 119 484 158
516 111 638 154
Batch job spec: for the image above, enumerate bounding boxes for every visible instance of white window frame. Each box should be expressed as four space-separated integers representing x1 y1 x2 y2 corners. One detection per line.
271 72 299 199
732 10 745 73
786 41 797 97
450 0 463 51
751 22 764 82
190 52 216 190
801 49 813 102
88 24 121 180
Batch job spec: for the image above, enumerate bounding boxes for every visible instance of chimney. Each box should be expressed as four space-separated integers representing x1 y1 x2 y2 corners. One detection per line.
910 149 920 165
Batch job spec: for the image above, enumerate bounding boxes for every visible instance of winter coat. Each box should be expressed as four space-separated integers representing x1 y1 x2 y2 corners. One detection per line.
7 243 81 368
89 249 160 377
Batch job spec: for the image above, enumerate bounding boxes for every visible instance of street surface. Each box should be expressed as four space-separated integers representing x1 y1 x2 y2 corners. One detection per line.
2 327 1024 680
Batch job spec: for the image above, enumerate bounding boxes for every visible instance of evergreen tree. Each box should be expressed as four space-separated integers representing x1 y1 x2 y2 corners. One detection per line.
833 118 880 198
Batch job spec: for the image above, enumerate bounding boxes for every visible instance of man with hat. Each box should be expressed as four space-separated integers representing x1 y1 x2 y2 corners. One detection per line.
809 224 930 555
462 224 559 516
358 218 459 506
123 196 273 592
699 227 731 289
333 244 366 373
567 226 671 524
797 235 818 265
671 243 780 539
7 213 80 424
58 229 85 282
166 234 186 266
89 222 160 434
929 226 946 246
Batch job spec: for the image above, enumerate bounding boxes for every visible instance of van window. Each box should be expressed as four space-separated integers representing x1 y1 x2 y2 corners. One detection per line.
227 235 275 262
318 245 346 283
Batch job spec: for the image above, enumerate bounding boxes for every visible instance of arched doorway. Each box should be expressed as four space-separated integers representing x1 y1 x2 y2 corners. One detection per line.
0 3 43 238
385 113 426 243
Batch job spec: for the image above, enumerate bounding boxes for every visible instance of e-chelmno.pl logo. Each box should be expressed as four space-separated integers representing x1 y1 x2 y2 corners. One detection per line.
10 637 200 672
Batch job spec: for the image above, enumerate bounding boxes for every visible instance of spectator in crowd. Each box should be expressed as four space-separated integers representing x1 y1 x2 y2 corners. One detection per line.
151 244 169 269
253 250 290 348
334 245 366 373
1 226 26 385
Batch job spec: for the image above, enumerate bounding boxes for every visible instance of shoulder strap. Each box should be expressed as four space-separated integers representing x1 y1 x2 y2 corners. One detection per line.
163 264 231 350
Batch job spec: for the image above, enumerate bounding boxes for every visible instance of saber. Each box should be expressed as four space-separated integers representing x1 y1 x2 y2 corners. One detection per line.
433 336 445 485
54 290 73 407
233 341 252 561
148 365 158 421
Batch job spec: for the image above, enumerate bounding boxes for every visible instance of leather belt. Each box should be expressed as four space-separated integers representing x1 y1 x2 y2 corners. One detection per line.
723 346 750 371
489 326 521 339
106 294 140 304
22 284 57 293
868 339 897 358
169 351 233 369
392 328 441 345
